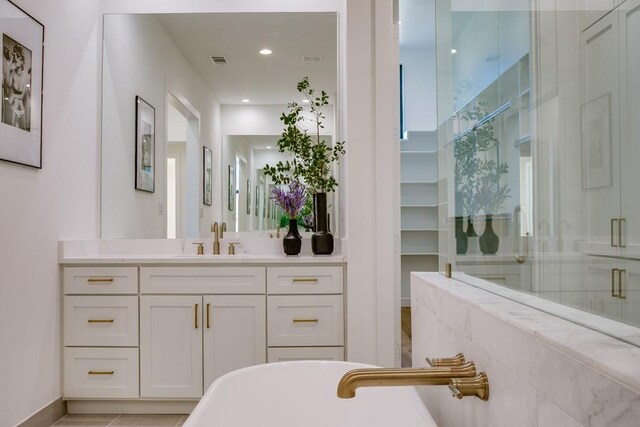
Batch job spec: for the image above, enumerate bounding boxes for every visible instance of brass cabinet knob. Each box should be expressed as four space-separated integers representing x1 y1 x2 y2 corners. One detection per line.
192 242 205 255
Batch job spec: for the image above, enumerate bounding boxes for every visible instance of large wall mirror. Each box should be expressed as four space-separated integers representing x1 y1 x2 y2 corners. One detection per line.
101 12 339 238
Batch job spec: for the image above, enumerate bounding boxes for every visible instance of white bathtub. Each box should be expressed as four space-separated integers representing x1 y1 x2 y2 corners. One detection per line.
183 361 437 427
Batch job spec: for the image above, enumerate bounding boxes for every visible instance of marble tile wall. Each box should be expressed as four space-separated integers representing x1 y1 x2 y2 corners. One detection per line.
411 273 640 427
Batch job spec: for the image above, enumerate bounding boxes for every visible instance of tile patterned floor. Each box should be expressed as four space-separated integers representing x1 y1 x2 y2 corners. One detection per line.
51 414 187 427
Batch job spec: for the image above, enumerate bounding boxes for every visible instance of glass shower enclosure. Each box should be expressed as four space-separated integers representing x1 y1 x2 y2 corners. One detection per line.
436 0 640 345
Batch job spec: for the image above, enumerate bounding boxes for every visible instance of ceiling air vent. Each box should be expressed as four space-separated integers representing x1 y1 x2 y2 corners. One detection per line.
211 56 228 65
302 55 321 63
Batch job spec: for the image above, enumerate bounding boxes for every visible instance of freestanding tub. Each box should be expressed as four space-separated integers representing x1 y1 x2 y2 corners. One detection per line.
183 361 437 427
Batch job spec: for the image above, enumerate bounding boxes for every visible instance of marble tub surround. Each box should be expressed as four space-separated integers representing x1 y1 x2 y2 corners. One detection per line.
412 272 640 427
58 238 346 264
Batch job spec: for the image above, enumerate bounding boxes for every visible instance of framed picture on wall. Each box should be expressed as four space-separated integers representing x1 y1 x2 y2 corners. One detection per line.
246 179 251 215
581 93 612 189
0 0 44 168
203 146 212 206
228 164 235 211
135 96 155 192
255 185 259 217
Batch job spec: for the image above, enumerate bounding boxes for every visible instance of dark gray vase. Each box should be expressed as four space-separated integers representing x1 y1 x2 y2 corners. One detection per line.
455 216 468 255
312 192 334 255
283 219 302 256
479 215 499 255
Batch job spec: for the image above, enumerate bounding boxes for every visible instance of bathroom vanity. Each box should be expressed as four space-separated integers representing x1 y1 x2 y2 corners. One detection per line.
59 240 346 412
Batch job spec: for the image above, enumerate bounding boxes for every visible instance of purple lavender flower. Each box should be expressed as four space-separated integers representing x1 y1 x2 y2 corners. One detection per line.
271 180 307 219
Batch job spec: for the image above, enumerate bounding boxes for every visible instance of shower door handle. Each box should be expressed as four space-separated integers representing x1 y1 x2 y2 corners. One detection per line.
513 205 528 264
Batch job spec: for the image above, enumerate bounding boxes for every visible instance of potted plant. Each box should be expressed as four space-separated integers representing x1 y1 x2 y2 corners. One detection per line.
271 180 308 255
264 77 345 255
454 102 510 255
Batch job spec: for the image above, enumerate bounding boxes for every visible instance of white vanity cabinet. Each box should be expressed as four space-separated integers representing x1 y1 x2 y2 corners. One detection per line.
62 260 345 408
63 267 140 399
139 267 266 397
266 266 345 362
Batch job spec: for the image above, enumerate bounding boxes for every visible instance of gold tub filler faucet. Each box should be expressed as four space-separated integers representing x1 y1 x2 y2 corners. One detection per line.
336 353 489 401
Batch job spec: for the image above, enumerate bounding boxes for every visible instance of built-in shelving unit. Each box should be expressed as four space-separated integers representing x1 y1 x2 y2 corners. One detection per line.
401 131 439 306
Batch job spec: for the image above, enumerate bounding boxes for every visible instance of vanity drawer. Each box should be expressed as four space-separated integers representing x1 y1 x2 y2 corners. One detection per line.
64 267 138 295
64 347 139 399
140 267 265 294
268 347 344 362
267 295 344 346
267 266 343 294
64 296 138 347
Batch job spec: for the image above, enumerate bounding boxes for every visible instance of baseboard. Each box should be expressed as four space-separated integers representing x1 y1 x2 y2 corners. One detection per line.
401 297 412 307
67 400 197 415
16 397 66 427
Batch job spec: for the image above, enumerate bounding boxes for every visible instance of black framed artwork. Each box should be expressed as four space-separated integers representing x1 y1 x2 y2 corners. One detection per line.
135 96 155 192
0 0 44 168
203 146 212 206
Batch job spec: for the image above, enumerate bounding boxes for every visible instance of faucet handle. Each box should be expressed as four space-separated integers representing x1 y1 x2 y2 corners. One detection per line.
192 242 205 255
449 373 489 401
227 242 239 255
220 222 227 239
426 353 466 367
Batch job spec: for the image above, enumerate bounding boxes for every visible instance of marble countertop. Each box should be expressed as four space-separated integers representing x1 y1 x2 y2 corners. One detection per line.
412 272 640 394
59 239 346 265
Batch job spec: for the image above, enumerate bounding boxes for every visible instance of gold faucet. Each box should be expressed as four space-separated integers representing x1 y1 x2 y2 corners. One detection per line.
211 221 226 255
337 362 477 399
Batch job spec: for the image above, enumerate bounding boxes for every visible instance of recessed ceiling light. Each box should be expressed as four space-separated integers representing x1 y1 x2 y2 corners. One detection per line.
398 20 403 24
242 99 250 103
259 49 272 55
302 99 310 103
451 48 458 54
266 146 272 149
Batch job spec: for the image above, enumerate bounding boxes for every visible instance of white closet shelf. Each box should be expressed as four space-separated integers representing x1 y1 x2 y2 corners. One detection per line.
400 150 438 155
400 181 438 185
401 204 438 208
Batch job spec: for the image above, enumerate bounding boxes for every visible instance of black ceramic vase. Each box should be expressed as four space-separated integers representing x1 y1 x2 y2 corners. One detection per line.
479 215 499 255
312 192 334 255
465 216 478 237
283 219 302 256
455 216 468 255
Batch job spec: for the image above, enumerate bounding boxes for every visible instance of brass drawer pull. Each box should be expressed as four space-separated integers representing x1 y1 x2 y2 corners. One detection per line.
206 303 211 329
619 269 627 299
293 318 319 323
292 278 319 283
195 303 199 329
612 268 619 298
87 319 114 323
88 370 114 375
619 218 626 248
87 278 114 284
611 219 619 247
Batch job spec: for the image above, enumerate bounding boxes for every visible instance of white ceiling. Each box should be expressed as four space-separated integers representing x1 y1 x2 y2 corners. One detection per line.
155 13 338 106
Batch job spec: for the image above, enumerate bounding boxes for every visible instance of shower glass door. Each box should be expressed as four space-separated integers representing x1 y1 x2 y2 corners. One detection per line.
436 0 640 345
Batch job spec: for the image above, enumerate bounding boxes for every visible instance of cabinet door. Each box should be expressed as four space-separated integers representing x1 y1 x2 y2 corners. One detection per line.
580 0 616 31
620 259 640 327
583 257 621 321
580 13 622 256
203 295 266 390
140 295 202 398
619 0 640 257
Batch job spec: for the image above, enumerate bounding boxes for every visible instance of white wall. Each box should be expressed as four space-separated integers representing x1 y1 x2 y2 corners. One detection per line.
400 46 437 131
0 1 101 426
0 1 399 424
101 14 218 239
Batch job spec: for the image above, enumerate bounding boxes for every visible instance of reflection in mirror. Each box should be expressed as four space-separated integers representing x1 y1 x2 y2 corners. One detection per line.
101 12 338 238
